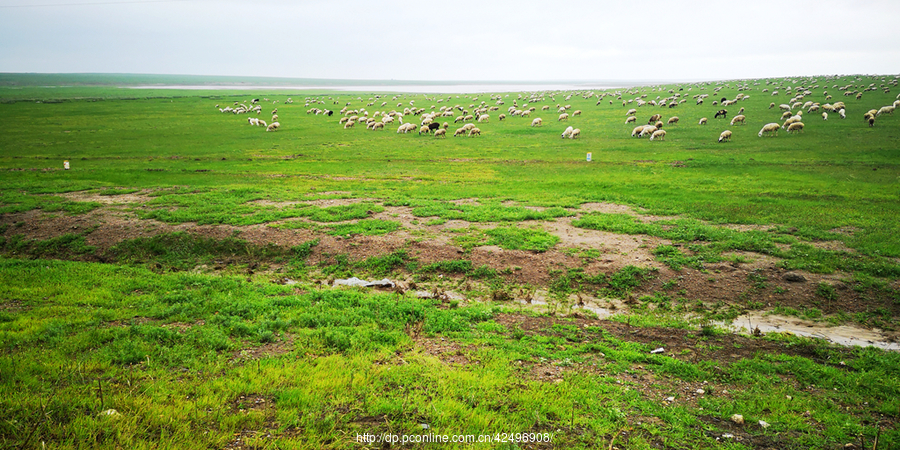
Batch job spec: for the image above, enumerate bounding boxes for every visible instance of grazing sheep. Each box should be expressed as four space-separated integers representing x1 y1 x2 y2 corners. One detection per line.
714 109 728 119
573 110 582 117
780 111 793 120
822 112 828 120
419 125 431 135
650 129 667 141
839 108 846 119
626 116 637 124
758 123 780 137
478 114 490 123
397 123 416 133
648 114 662 123
869 117 875 127
718 130 732 142
499 114 506 121
667 116 679 125
561 126 574 138
344 120 356 129
699 117 708 125
558 113 569 121
769 102 776 109
531 118 543 127
730 115 746 126
631 125 647 137
570 128 581 139
626 108 637 116
787 122 804 133
640 125 658 138
371 122 384 131
468 127 481 137
877 105 895 116
271 114 278 121
433 128 446 138
779 104 792 111
783 118 799 129
453 127 467 137
266 122 280 132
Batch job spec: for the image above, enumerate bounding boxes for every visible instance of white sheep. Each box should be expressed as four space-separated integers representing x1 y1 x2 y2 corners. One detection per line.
718 130 732 142
876 105 895 116
631 125 647 137
699 117 708 125
839 108 846 119
468 127 481 137
650 129 667 141
779 104 792 111
787 122 804 133
639 125 658 138
626 116 637 124
434 128 447 138
561 126 574 138
453 127 467 137
569 128 581 139
730 115 746 126
667 116 679 125
558 113 569 121
822 112 828 120
266 122 280 132
531 118 543 127
758 123 780 137
344 120 355 129
573 110 582 117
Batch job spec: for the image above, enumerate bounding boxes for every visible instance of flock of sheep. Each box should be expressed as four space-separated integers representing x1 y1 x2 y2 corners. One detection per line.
215 75 898 148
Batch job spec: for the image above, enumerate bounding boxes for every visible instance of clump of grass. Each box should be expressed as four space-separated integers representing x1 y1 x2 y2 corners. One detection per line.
325 219 400 237
0 233 96 259
549 265 655 299
451 226 559 252
651 245 703 271
107 232 289 271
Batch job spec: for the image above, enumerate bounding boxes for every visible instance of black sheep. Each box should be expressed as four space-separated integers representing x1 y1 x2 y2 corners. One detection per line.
714 109 728 119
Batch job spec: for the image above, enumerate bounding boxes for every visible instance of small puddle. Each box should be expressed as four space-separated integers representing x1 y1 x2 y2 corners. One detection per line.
724 311 900 351
515 290 620 318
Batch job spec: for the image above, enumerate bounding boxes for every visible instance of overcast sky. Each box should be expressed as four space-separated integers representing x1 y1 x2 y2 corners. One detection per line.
1 0 898 82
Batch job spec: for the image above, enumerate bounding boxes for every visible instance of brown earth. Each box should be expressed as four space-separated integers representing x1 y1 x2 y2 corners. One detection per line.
1 192 898 336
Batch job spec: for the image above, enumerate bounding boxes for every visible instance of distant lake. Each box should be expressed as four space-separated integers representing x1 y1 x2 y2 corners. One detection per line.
127 83 625 94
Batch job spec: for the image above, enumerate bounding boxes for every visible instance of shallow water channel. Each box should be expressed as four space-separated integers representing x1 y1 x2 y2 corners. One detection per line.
504 292 900 351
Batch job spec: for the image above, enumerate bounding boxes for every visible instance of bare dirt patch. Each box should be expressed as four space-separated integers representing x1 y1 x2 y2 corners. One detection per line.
2 199 896 337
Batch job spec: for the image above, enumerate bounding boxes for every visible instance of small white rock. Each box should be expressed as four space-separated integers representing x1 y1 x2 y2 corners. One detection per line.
695 389 705 395
731 414 744 425
759 420 770 429
650 347 665 354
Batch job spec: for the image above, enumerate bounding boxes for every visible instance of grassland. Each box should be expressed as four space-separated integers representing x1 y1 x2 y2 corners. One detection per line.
1 73 899 449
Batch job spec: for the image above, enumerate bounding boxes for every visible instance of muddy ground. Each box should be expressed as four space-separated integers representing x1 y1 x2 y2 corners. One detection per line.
2 191 899 344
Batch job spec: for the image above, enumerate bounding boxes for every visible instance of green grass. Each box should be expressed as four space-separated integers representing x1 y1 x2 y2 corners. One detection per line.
3 73 900 448
1 257 898 449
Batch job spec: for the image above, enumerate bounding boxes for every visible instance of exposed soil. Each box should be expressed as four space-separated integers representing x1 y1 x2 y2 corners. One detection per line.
2 193 898 345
